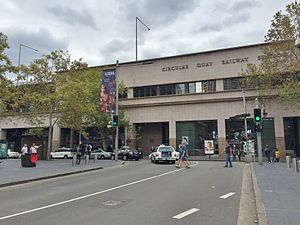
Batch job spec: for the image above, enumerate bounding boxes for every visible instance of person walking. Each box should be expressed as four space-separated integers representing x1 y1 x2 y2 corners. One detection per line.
76 141 85 165
224 141 233 168
21 144 28 155
264 144 271 163
274 148 280 162
175 144 184 168
175 142 190 169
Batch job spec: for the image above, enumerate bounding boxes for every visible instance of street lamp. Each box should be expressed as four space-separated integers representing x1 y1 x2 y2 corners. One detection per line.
136 17 150 61
18 43 38 83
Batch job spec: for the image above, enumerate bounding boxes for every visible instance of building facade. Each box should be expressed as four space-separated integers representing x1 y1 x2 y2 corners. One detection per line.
0 43 299 158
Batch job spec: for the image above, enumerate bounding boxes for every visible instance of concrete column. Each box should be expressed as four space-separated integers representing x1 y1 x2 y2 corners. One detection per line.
0 129 7 140
218 119 226 158
52 124 61 150
274 117 286 158
169 120 176 149
126 124 136 148
127 88 133 99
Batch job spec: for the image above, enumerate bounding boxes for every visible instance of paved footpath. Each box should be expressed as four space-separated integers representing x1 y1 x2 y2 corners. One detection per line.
253 162 300 225
0 158 123 187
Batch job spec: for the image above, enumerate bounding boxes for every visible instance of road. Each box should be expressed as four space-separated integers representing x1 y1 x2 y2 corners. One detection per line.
0 160 244 225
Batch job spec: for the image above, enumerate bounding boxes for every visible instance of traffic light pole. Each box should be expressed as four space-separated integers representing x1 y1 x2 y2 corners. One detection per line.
255 98 263 165
114 60 119 161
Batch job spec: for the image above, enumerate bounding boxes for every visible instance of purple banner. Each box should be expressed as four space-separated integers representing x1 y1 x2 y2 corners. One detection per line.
101 69 116 113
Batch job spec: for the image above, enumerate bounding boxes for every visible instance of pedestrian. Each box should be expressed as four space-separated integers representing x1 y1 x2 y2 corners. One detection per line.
29 143 40 163
176 142 190 169
175 144 184 168
232 145 237 161
224 141 233 168
237 148 241 161
274 148 280 162
76 141 85 165
21 144 28 155
264 144 271 163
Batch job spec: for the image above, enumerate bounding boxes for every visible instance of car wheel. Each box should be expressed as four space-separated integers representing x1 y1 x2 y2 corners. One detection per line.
153 157 158 164
64 155 68 159
50 155 53 159
135 158 139 161
123 155 127 161
100 155 105 159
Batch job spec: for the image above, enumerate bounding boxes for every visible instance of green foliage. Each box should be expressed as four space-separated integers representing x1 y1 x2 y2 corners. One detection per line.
242 1 300 107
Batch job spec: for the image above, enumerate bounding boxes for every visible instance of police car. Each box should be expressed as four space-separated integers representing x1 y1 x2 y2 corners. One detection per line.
149 144 179 164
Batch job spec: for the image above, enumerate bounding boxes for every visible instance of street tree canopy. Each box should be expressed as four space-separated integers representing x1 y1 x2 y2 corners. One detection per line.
242 1 300 108
19 50 100 159
0 32 15 112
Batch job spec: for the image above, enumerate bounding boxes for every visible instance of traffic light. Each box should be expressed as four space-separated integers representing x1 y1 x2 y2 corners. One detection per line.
112 115 119 126
254 108 262 122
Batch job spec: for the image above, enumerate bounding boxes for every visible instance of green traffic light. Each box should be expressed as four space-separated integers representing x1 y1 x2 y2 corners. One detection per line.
255 116 261 121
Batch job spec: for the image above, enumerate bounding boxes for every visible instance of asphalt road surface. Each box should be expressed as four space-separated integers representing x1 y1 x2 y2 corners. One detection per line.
0 160 244 225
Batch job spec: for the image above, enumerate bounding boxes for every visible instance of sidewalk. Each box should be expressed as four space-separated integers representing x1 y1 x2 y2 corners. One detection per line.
252 162 300 225
0 158 123 188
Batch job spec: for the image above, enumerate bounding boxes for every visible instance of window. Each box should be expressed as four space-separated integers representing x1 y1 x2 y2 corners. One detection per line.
133 87 145 98
176 83 186 94
145 86 157 96
159 84 176 96
188 83 196 93
224 78 241 90
202 80 216 92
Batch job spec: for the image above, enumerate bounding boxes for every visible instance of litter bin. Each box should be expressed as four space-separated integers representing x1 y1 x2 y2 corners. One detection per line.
21 153 36 167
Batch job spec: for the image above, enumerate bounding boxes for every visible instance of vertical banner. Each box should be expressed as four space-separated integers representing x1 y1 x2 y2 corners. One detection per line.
101 69 116 113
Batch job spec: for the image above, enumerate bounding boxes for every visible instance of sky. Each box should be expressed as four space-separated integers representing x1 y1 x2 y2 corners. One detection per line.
0 0 295 77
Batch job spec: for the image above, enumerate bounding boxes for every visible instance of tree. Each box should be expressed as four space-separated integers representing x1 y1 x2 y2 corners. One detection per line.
242 1 300 108
20 50 95 160
0 32 15 113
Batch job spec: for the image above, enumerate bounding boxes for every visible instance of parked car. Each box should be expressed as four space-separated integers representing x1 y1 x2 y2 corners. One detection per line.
7 149 21 158
50 147 73 159
90 149 112 159
149 144 179 164
111 147 140 161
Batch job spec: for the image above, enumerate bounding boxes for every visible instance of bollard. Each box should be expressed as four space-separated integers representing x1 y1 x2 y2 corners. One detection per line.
85 154 89 165
286 156 291 168
72 153 77 166
292 158 299 173
94 153 98 163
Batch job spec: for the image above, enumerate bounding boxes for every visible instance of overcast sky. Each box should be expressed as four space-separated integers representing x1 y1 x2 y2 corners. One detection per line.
0 0 294 73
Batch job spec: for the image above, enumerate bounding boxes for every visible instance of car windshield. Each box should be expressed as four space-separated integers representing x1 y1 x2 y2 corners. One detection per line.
158 147 174 152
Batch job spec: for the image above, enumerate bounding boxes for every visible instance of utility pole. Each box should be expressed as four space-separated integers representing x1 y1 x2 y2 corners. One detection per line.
114 60 119 161
255 98 263 165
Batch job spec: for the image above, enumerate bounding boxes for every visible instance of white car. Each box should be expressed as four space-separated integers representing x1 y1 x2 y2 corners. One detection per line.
50 148 73 159
7 149 21 158
149 145 179 164
90 149 112 159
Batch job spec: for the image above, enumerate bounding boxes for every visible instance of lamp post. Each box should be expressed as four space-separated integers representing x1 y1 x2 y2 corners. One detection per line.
18 44 38 83
136 17 150 62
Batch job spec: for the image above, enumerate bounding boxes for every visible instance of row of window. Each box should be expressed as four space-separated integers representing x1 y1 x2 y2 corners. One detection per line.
133 80 216 98
132 78 244 98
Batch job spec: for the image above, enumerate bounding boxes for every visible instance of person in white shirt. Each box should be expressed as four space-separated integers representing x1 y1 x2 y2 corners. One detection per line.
21 144 28 155
30 143 40 154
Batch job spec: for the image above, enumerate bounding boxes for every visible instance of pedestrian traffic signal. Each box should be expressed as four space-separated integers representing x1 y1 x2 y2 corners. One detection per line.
254 108 262 122
112 115 119 126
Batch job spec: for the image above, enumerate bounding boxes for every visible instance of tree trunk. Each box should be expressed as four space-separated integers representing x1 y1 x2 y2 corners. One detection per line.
46 114 53 160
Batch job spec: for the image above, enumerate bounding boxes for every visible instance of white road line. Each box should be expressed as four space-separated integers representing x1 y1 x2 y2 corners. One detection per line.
0 162 199 221
173 208 200 219
219 192 236 199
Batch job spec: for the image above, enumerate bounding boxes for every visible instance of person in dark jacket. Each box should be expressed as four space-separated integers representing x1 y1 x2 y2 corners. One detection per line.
224 141 233 168
76 141 85 165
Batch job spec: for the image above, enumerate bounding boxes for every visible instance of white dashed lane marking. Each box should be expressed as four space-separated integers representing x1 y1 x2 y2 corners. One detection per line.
219 192 236 199
172 208 200 219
